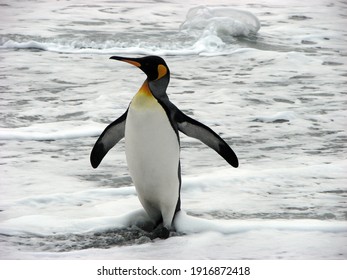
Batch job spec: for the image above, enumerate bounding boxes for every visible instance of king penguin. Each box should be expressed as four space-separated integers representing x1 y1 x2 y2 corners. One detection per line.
91 55 238 238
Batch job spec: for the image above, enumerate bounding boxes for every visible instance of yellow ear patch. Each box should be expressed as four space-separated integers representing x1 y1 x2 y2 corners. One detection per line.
156 64 167 80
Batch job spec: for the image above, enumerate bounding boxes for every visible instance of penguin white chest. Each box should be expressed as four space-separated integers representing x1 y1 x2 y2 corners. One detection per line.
124 83 180 227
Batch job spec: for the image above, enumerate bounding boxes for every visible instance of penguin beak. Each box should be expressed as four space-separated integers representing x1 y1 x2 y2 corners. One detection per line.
110 56 141 68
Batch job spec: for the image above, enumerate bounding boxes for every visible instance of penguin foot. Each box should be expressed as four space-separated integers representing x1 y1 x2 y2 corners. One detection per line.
150 224 170 239
156 226 170 239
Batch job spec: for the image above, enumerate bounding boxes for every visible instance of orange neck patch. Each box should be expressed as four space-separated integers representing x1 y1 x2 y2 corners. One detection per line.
131 80 157 109
139 80 152 96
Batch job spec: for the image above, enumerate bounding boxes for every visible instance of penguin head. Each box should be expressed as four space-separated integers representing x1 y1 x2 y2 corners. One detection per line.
110 55 170 82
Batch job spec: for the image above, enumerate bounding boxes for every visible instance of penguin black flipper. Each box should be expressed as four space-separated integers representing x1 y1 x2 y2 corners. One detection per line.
175 109 239 168
90 110 128 168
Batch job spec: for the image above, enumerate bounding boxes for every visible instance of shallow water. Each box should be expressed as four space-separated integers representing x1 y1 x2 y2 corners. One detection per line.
0 0 347 259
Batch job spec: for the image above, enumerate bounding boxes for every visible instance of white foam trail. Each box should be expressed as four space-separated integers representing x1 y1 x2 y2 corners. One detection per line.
174 211 347 234
0 120 105 141
0 127 102 141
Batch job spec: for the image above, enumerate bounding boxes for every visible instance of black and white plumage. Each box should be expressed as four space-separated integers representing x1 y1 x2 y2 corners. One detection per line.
91 56 238 238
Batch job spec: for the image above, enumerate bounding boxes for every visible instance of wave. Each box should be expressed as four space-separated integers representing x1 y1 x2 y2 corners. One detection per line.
0 39 188 56
180 6 261 38
0 6 260 56
0 36 247 57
